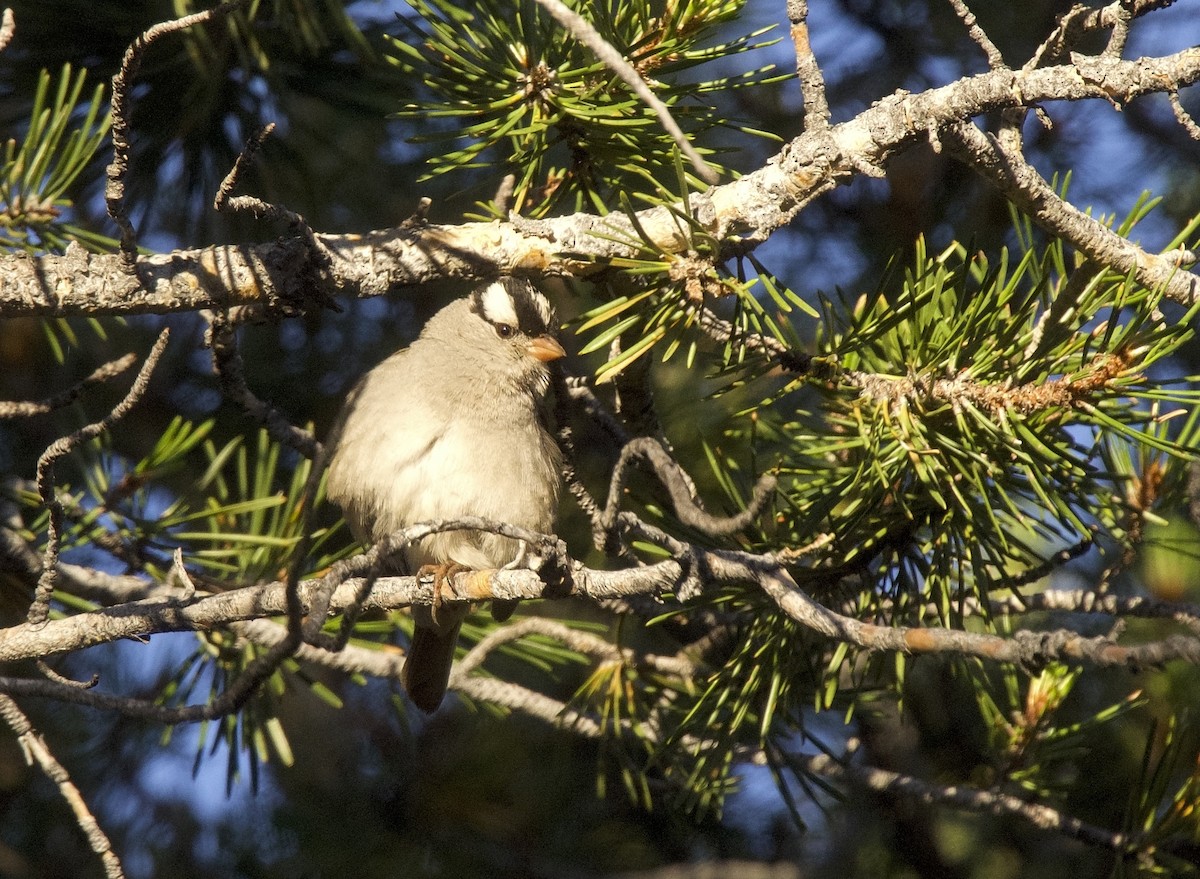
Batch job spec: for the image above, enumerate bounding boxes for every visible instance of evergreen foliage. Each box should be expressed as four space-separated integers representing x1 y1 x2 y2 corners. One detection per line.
1 0 1199 876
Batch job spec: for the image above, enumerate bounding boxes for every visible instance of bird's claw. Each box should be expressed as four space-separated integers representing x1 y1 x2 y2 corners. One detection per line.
418 562 468 627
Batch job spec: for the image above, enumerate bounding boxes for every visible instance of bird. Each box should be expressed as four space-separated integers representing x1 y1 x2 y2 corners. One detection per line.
325 278 564 712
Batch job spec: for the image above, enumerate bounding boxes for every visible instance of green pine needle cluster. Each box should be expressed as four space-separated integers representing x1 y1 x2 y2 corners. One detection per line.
970 660 1142 797
385 0 784 216
0 64 112 254
768 215 1200 624
1123 713 1200 876
581 198 1200 817
573 158 812 382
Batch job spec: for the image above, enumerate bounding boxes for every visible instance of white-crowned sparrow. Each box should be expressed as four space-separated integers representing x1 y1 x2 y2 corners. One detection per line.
326 278 564 711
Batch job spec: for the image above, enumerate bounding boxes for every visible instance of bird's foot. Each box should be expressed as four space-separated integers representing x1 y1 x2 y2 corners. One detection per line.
417 562 469 628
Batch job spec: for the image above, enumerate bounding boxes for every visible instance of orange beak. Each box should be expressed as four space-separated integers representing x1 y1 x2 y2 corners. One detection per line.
527 334 567 363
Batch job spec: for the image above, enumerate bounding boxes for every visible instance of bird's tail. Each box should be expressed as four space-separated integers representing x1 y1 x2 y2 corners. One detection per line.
402 622 461 712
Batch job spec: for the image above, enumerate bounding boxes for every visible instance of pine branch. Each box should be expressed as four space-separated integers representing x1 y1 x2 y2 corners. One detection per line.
800 751 1137 853
4 535 1200 673
4 45 1199 319
943 121 1199 305
527 0 718 184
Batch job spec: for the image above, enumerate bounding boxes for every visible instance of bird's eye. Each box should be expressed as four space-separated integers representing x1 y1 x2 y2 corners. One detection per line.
495 323 515 339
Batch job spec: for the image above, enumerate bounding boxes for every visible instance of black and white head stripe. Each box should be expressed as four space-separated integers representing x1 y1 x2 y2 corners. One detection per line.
471 278 557 337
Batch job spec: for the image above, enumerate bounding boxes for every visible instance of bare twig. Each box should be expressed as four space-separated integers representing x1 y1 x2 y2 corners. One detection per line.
214 122 331 268
1026 5 1093 70
564 376 632 445
213 122 336 297
995 588 1200 633
800 750 1137 853
1168 90 1200 141
602 437 777 540
0 695 125 879
528 0 719 185
946 0 1006 69
553 371 613 554
454 617 618 677
2 480 170 604
1103 0 1135 57
28 329 170 626
758 566 1200 670
771 532 835 564
0 352 137 419
242 613 693 693
35 660 97 689
0 509 160 605
403 196 433 228
848 581 1200 638
786 0 831 130
106 0 252 265
454 675 603 734
233 618 406 678
214 124 278 215
1003 536 1096 591
1026 0 1173 69
204 310 322 459
493 175 516 214
0 656 284 724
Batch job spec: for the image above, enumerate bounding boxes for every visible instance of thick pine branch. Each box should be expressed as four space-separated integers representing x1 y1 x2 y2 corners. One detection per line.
2 47 1198 320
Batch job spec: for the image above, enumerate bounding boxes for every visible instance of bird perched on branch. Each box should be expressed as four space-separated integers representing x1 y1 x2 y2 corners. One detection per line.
326 278 564 712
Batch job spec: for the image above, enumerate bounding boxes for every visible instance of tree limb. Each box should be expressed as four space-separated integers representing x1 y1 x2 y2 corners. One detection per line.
943 120 1199 306
5 539 1200 674
6 47 1198 319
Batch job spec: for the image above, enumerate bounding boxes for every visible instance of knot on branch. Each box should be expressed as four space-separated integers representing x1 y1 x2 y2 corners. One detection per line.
1012 629 1068 674
667 252 718 302
532 533 575 598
